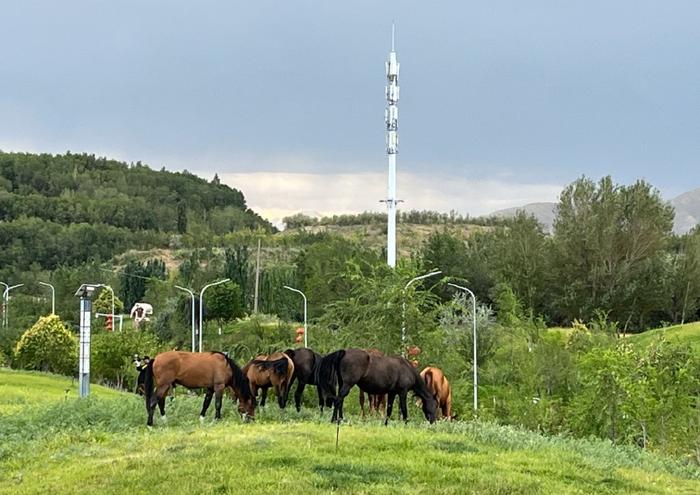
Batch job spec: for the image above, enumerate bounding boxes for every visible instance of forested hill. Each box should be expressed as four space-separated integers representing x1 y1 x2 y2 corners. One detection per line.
0 151 272 271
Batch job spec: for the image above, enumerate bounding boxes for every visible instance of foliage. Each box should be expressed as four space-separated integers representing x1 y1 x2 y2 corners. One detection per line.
91 328 164 390
93 287 124 316
119 258 166 310
204 282 245 323
13 315 77 375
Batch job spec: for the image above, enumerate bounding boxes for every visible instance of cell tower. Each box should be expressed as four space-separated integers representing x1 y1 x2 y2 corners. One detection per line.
384 24 400 267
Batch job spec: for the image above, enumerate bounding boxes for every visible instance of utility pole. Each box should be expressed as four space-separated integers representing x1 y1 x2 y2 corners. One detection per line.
384 23 401 267
253 238 261 314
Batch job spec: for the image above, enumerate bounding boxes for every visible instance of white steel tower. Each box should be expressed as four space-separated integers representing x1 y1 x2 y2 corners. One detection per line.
384 25 400 267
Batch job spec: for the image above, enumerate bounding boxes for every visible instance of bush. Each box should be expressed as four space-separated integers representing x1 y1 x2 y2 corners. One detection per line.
91 328 164 390
0 348 7 367
13 315 78 375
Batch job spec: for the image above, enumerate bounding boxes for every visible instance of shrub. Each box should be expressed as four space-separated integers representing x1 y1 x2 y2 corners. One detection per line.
13 315 78 375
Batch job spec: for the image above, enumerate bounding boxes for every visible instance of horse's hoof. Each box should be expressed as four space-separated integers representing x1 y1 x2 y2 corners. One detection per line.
161 415 167 422
199 415 205 423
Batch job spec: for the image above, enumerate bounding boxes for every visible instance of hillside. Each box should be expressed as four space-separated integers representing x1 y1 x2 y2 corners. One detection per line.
671 187 700 235
2 369 699 494
0 151 272 272
490 187 700 234
627 321 700 350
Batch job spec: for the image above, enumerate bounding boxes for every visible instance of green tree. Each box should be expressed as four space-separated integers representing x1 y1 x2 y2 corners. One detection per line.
93 288 124 316
551 176 674 328
13 315 78 375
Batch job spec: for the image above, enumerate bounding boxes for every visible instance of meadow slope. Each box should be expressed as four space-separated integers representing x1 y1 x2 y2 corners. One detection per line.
1 369 699 495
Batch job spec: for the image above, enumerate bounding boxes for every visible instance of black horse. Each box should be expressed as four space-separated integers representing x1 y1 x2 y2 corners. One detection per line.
283 348 333 412
316 348 437 424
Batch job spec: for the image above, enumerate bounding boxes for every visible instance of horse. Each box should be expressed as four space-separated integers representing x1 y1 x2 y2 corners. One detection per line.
243 352 295 409
143 350 254 426
283 348 329 412
316 348 437 425
358 348 387 417
418 366 453 420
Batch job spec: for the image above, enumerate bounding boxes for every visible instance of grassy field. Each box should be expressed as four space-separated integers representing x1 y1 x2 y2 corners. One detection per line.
1 369 699 494
626 321 700 350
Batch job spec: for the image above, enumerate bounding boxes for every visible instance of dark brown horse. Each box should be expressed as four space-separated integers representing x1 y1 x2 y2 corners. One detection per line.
143 351 254 426
419 366 453 420
359 349 387 417
244 352 295 409
317 348 437 424
284 348 328 412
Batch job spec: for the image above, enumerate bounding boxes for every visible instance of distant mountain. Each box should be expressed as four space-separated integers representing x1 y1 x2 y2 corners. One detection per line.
490 189 700 235
490 202 558 232
670 187 700 235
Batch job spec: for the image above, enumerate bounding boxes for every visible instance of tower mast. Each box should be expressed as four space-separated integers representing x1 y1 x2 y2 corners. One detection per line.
385 24 400 267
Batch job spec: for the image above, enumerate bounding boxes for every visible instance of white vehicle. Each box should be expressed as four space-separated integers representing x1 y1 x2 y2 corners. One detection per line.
130 302 153 328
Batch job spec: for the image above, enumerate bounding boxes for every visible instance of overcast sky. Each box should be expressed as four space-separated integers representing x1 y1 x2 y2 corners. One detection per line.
2 1 698 222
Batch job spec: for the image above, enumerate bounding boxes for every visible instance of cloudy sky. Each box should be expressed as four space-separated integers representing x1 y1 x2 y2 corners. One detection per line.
2 1 698 222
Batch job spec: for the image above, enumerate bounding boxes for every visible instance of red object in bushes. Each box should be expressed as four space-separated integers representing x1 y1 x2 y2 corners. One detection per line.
296 327 305 335
407 345 421 356
409 359 419 368
295 335 303 343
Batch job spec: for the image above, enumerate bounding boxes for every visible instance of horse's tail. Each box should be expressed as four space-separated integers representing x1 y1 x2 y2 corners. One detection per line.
143 358 155 408
315 350 345 400
252 358 288 377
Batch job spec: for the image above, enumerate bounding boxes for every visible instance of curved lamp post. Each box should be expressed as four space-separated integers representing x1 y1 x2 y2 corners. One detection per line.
401 270 441 353
198 279 230 352
38 282 55 315
283 285 307 348
175 285 196 352
448 282 478 412
2 283 24 328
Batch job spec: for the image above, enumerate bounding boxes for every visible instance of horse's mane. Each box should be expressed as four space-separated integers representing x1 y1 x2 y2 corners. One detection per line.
212 352 253 401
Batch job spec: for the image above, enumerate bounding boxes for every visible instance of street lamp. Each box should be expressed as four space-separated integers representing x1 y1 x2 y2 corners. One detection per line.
283 286 307 348
38 282 55 315
175 285 196 352
97 284 115 331
0 282 7 328
401 270 442 353
2 283 24 328
448 282 478 412
199 279 230 352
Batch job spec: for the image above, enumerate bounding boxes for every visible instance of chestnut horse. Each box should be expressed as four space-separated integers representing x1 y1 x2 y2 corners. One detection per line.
359 349 386 417
419 366 453 420
316 348 437 424
244 352 295 409
143 350 254 426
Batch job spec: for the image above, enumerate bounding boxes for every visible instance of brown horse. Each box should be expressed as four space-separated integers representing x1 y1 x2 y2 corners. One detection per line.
418 366 453 420
144 350 254 426
359 349 387 417
243 352 295 409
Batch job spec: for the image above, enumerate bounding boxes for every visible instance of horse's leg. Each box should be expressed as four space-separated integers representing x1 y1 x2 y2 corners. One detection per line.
359 391 366 418
294 381 306 412
214 384 225 420
384 393 397 426
316 384 324 412
148 383 170 425
260 386 269 407
399 391 409 423
200 388 214 420
334 382 352 423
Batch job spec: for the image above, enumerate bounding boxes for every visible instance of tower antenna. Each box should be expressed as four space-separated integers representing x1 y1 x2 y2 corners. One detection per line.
383 24 401 267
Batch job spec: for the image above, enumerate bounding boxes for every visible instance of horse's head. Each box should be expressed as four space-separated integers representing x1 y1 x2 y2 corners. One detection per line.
230 386 256 421
421 396 437 424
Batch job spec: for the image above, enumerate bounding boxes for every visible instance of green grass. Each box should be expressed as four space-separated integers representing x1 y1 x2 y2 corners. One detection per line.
627 321 700 350
1 369 699 494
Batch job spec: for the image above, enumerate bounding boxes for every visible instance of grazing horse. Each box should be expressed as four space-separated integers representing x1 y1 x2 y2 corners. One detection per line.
283 348 329 412
317 348 437 424
359 349 387 417
143 350 254 426
244 352 295 409
418 366 453 420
